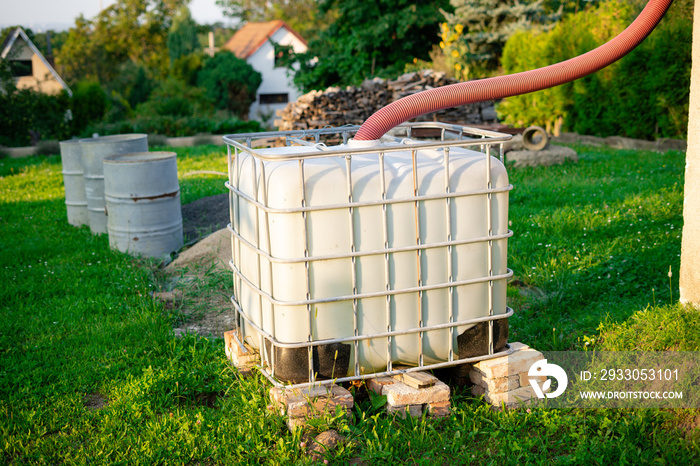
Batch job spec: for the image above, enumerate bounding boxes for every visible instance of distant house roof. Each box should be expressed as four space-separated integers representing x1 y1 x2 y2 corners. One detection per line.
223 20 307 59
1 27 72 96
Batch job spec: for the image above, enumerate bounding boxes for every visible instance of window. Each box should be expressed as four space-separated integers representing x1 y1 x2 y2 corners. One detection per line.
10 60 32 77
259 93 289 105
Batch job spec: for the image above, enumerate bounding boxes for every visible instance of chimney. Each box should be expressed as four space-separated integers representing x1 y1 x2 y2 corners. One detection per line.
207 31 216 57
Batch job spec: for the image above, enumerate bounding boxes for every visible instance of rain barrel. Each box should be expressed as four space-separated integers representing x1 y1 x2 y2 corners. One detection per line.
80 134 148 234
103 151 183 258
227 127 512 383
59 139 89 227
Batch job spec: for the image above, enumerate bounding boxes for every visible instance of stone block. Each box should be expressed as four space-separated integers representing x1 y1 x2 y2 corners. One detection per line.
224 330 259 371
484 385 539 408
386 404 424 419
425 401 451 418
472 346 543 380
270 385 353 419
470 370 520 393
367 376 397 395
506 146 578 168
519 371 546 388
383 380 450 406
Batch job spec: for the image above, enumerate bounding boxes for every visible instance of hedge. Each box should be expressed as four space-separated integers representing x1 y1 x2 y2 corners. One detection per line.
497 0 691 140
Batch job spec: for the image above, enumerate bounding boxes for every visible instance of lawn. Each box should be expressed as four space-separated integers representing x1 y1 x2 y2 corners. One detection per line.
0 142 698 464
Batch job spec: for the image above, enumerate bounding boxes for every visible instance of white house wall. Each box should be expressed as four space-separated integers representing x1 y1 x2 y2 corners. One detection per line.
247 28 306 124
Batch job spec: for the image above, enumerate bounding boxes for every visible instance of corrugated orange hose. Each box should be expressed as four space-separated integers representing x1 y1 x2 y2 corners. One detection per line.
354 0 674 141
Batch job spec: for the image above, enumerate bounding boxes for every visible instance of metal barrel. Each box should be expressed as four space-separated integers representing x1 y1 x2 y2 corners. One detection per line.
80 134 149 234
103 151 183 258
59 139 89 227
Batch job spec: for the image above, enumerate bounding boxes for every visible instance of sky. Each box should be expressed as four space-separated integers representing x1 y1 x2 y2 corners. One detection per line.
0 0 232 31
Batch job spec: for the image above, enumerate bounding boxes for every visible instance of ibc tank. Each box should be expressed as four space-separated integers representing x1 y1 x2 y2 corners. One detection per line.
80 134 148 234
59 139 89 227
227 126 513 384
103 151 183 258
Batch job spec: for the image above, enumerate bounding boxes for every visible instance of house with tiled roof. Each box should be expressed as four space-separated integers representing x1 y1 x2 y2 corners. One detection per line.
1 27 72 96
223 20 307 122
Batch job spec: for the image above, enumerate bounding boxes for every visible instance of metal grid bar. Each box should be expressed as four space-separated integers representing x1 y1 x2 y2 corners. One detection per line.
226 181 513 214
298 158 315 384
228 224 512 265
379 151 393 373
258 344 515 390
444 146 454 362
230 295 513 349
345 156 360 377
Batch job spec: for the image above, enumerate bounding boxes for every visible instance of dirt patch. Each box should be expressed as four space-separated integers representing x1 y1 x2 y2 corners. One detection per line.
83 393 107 411
181 193 230 244
154 194 237 338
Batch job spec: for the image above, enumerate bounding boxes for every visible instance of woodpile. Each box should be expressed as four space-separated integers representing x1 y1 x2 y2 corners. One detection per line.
274 70 498 132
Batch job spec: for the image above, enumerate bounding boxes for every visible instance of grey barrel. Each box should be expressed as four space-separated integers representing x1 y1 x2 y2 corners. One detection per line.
59 139 89 227
80 134 148 234
103 151 183 258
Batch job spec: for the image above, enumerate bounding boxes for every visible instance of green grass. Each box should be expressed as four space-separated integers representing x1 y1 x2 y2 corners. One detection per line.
507 145 687 351
0 144 698 464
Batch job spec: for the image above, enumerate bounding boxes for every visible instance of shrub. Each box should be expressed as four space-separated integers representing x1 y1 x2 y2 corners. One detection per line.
497 0 691 140
83 116 261 138
71 80 110 135
134 78 212 118
172 53 203 87
35 139 60 155
197 51 261 119
0 62 72 146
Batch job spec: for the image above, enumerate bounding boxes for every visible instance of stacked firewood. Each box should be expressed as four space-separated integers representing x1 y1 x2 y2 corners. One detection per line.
274 70 498 131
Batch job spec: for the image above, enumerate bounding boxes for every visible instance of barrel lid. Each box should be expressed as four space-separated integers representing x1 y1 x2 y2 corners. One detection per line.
79 134 148 145
104 151 176 163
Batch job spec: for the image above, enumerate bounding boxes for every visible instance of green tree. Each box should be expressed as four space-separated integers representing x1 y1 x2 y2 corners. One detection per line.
215 0 331 41
197 51 262 118
168 6 200 63
497 0 691 140
135 77 211 117
107 61 156 109
56 0 188 85
441 0 561 80
71 81 110 134
0 62 72 146
172 53 204 86
288 0 452 91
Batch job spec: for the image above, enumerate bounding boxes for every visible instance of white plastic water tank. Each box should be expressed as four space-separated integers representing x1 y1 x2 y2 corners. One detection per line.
227 128 511 383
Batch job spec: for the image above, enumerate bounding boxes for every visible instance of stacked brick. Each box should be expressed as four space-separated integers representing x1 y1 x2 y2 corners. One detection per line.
223 330 259 376
269 385 354 431
274 70 498 131
469 342 546 408
368 372 451 419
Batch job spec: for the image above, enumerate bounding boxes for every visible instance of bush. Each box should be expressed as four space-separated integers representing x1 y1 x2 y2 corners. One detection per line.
83 116 261 138
134 78 212 118
71 81 109 135
0 62 72 146
197 51 261 119
172 53 203 87
35 139 61 155
497 0 691 140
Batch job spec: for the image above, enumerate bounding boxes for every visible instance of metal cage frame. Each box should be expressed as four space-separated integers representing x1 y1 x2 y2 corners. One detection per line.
224 122 515 388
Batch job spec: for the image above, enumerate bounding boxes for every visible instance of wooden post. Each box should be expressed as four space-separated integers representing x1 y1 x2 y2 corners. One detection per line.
680 0 700 306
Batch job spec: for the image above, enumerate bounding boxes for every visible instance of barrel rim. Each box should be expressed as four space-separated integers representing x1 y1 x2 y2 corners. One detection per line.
78 133 148 145
59 138 83 146
104 151 177 164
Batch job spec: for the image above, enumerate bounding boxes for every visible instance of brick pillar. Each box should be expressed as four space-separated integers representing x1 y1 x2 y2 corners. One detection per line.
680 0 700 306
